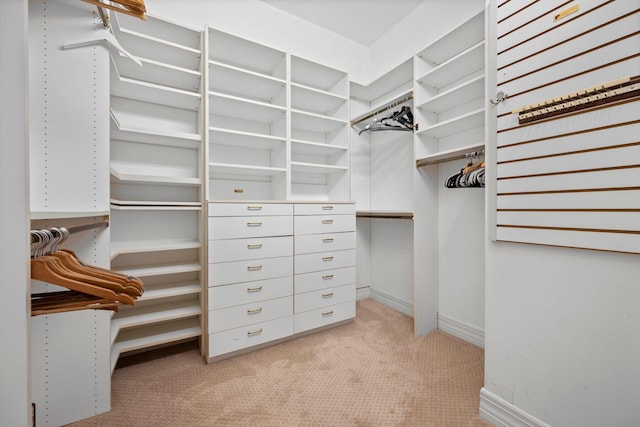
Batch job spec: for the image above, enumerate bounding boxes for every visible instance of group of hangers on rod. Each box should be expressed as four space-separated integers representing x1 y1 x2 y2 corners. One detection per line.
30 226 143 316
358 100 416 135
444 149 485 188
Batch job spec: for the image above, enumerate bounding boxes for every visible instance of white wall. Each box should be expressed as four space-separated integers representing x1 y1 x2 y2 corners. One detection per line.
146 0 369 82
0 0 31 426
484 243 640 426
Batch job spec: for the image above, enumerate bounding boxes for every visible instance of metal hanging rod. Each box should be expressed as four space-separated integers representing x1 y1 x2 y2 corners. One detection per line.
30 216 109 244
350 91 414 127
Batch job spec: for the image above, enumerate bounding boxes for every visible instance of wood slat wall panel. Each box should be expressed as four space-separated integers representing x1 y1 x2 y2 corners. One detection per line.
497 1 538 24
497 190 640 210
497 167 640 194
497 122 640 162
499 11 640 84
497 0 569 47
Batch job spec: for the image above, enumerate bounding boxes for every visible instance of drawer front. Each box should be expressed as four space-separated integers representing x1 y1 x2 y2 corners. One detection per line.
294 232 355 255
209 296 293 333
294 301 355 334
295 266 356 294
294 284 355 314
209 236 293 263
208 316 293 357
209 216 293 240
209 256 292 287
294 203 355 216
294 249 356 275
209 202 293 217
294 214 355 235
208 276 293 310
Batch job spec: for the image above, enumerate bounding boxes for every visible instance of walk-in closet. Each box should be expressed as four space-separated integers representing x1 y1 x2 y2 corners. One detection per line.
2 1 639 426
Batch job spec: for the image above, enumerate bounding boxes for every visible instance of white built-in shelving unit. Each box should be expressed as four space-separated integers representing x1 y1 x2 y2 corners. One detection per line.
108 13 204 371
412 10 486 339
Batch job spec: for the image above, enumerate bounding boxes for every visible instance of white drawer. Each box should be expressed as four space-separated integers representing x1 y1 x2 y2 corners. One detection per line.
209 296 293 333
295 266 356 294
209 236 293 263
294 214 355 235
208 315 293 357
209 256 292 287
294 249 356 275
209 215 292 240
294 203 355 215
294 301 355 334
208 276 293 310
294 284 355 314
294 232 355 255
209 202 293 217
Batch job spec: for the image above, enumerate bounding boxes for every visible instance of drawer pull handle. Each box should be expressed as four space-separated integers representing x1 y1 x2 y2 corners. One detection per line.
322 206 334 210
247 328 263 336
247 243 263 249
247 307 263 315
322 219 334 224
247 222 262 227
234 188 244 193
247 206 262 211
322 310 334 317
322 274 334 280
247 265 263 271
247 286 263 293
322 238 334 243
322 292 334 298
322 256 334 262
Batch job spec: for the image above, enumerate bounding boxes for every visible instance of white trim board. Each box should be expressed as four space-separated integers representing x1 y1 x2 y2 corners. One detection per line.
437 312 484 348
356 285 370 301
480 388 551 427
369 288 413 317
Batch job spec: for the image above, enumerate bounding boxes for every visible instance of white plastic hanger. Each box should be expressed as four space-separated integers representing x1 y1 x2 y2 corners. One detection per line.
62 29 142 66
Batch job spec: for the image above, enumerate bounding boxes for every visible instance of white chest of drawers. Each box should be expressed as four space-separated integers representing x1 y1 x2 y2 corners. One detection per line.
207 201 356 361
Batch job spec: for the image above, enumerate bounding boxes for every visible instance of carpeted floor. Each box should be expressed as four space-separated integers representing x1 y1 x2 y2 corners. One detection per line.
70 299 492 426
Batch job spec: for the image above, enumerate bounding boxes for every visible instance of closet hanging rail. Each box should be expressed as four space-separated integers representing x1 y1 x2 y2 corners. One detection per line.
416 146 485 168
30 216 109 244
350 91 414 127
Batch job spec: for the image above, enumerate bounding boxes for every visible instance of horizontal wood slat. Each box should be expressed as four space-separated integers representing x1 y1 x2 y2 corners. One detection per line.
497 211 640 232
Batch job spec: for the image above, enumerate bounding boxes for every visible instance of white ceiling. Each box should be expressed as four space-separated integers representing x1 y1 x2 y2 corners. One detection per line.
259 0 425 46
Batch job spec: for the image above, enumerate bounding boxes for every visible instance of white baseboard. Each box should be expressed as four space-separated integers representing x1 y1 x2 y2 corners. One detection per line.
368 288 413 317
480 388 551 427
437 313 484 348
356 285 370 300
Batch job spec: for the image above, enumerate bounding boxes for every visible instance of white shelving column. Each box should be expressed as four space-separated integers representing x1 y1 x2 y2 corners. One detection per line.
290 56 350 201
108 14 204 370
206 28 288 201
413 10 486 338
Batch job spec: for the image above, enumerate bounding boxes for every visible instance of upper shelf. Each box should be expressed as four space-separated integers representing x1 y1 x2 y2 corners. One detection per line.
291 83 348 119
416 41 485 90
208 28 286 80
110 112 201 149
209 92 287 125
291 55 348 96
415 142 485 168
291 110 348 134
416 75 484 114
112 52 201 94
209 60 286 106
416 108 484 139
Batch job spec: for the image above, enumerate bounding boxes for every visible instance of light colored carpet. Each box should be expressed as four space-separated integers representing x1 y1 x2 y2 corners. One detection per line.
70 299 491 426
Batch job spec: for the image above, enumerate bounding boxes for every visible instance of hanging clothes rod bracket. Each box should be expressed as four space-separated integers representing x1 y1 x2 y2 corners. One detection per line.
62 29 142 66
30 216 109 244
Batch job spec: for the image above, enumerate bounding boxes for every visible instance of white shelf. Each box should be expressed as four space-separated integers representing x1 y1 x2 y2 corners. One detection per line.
351 59 413 104
110 166 201 186
111 317 201 372
110 204 201 211
356 210 414 219
110 199 201 208
115 262 202 278
291 83 348 117
30 211 109 220
111 298 201 340
209 29 286 79
416 12 485 65
111 239 201 259
112 53 201 94
350 88 414 126
291 55 347 94
417 75 484 114
209 92 286 124
416 41 485 90
209 60 286 106
209 127 285 150
209 162 287 177
291 139 348 156
110 112 201 149
111 71 202 111
291 110 348 134
139 281 202 302
291 162 348 174
415 142 485 168
416 108 485 139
